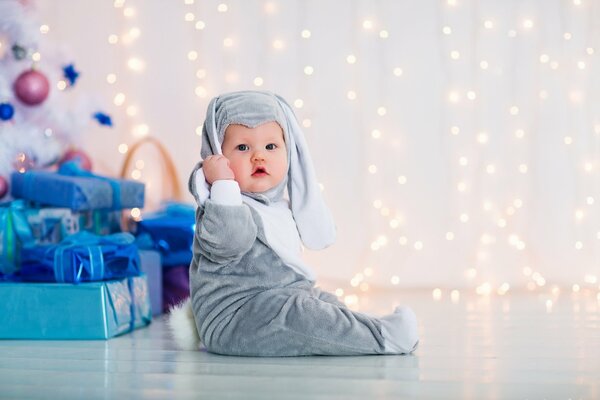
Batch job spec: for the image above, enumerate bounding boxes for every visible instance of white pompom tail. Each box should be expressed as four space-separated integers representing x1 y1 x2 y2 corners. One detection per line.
167 297 201 351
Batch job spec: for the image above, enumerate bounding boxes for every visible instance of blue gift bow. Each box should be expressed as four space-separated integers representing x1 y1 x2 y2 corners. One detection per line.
57 161 122 210
0 200 35 272
48 231 136 283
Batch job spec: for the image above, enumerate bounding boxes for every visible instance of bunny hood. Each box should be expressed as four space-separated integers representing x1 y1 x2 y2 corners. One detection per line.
189 90 336 250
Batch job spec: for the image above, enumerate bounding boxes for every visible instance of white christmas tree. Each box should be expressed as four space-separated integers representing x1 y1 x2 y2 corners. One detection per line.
0 0 109 200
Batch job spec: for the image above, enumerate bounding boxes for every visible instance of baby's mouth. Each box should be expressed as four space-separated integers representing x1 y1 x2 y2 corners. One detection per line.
252 166 268 176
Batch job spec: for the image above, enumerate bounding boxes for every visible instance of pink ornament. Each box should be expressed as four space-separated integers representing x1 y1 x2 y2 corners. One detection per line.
0 176 8 199
13 69 50 106
60 148 93 171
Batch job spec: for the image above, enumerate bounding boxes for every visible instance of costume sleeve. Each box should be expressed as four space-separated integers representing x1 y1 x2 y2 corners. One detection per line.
195 181 257 264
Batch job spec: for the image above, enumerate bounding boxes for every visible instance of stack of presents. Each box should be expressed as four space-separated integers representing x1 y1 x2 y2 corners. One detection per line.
0 162 195 339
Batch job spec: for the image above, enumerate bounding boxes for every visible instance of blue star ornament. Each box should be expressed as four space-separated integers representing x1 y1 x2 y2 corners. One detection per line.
93 112 113 127
63 64 80 86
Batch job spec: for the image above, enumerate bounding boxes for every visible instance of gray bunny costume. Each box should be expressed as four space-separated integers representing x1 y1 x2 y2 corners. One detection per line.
180 91 418 356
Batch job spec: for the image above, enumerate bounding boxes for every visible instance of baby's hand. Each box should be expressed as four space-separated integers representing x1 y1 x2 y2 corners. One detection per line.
203 155 235 184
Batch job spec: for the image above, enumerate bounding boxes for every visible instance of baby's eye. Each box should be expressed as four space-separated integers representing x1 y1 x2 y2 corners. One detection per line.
236 144 249 151
266 143 277 150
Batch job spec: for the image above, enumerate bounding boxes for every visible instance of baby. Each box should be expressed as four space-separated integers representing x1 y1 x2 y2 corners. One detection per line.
168 90 419 356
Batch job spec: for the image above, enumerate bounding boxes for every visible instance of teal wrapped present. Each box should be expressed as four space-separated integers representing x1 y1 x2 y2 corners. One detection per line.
0 201 35 275
11 163 144 211
0 274 152 339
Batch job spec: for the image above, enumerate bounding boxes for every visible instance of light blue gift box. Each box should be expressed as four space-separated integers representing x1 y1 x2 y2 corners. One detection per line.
0 274 152 339
139 250 162 316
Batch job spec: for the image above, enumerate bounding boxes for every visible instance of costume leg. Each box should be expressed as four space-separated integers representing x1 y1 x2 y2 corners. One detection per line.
205 288 417 357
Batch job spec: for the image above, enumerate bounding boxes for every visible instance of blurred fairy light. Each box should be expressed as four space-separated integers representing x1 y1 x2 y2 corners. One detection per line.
253 77 264 87
123 7 135 18
187 50 198 61
113 93 126 106
127 57 145 71
40 24 49 34
301 29 311 39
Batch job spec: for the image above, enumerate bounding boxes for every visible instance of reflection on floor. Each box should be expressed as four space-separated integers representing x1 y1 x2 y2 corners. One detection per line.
1 287 599 399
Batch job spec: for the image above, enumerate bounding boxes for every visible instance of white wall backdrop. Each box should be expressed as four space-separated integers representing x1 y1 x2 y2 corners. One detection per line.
35 0 599 294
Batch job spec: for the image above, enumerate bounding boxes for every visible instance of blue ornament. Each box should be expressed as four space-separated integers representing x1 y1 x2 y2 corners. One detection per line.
93 112 113 127
0 103 15 121
63 64 80 86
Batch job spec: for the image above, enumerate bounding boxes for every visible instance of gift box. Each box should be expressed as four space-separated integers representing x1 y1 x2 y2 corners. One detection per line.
25 207 122 245
16 232 140 283
134 202 195 267
0 201 34 275
25 207 80 244
0 274 152 339
11 165 144 211
139 250 163 316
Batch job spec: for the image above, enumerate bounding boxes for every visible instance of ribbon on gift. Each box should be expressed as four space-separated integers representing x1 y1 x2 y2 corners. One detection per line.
0 200 35 275
58 161 123 210
18 231 141 283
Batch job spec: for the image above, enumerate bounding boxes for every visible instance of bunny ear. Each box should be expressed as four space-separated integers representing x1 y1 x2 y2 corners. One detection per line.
275 95 336 250
188 161 210 207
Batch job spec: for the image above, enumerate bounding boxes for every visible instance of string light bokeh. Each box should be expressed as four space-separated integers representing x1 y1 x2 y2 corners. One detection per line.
36 0 599 305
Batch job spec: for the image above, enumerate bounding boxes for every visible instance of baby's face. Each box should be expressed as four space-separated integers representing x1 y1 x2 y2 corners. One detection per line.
221 121 287 193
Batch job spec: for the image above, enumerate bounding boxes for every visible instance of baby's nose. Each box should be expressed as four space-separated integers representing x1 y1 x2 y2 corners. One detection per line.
252 151 265 161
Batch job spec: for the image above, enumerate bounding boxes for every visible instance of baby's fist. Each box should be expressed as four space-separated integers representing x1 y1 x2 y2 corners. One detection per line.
203 155 235 184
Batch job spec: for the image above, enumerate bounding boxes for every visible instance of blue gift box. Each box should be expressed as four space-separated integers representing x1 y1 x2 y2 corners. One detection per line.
11 168 144 211
0 274 152 339
0 201 34 275
139 250 162 316
17 232 141 283
134 202 195 267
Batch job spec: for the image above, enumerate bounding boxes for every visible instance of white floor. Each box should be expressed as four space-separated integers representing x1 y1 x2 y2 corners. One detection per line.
1 288 599 399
